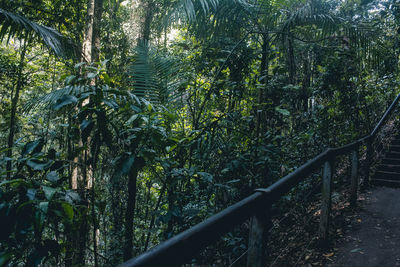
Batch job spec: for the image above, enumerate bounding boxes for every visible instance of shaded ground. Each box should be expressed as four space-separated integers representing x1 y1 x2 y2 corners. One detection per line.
327 186 400 267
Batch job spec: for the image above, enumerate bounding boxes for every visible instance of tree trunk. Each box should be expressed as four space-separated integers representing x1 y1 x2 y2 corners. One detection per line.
6 38 28 179
138 0 155 44
68 0 104 264
81 0 95 63
287 32 296 85
123 164 140 261
144 184 166 251
302 49 310 112
92 0 103 62
257 33 269 137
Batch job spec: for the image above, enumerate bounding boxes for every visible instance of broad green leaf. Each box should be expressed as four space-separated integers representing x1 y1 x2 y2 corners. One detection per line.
74 62 85 69
101 73 111 83
27 159 53 171
80 119 93 131
65 190 80 204
27 188 36 200
64 75 76 85
87 72 97 79
54 95 78 111
197 172 213 183
226 179 240 184
103 99 119 110
130 104 142 112
114 154 135 179
46 171 59 183
80 119 94 142
42 186 57 200
126 114 139 125
62 202 74 220
39 201 49 214
275 107 290 116
0 179 28 187
0 252 11 267
22 140 41 156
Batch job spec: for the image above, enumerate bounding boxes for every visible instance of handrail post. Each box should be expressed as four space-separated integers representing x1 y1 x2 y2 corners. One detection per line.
363 139 373 189
350 148 359 207
247 190 271 267
319 159 333 244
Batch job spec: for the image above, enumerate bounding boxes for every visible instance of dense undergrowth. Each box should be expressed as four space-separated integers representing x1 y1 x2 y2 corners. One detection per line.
1 0 400 266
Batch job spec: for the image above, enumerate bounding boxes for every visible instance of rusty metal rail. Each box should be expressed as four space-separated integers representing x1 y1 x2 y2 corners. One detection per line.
119 92 400 267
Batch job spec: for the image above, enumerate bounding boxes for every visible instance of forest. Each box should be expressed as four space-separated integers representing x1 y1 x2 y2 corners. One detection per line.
1 0 400 266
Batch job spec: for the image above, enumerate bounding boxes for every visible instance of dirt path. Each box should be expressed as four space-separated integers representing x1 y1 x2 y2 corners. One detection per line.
328 187 400 267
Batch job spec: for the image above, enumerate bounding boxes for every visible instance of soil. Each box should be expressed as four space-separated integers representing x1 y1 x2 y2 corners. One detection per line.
327 186 400 267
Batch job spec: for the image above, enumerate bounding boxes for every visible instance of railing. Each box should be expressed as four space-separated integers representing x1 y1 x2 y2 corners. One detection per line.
119 92 400 267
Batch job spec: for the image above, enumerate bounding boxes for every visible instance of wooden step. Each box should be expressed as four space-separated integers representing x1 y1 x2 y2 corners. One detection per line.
373 170 400 181
391 139 400 146
386 151 400 158
377 164 400 173
371 178 400 188
389 145 400 152
381 158 400 165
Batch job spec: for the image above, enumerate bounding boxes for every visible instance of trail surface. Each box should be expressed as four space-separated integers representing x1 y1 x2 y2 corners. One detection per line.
328 187 400 267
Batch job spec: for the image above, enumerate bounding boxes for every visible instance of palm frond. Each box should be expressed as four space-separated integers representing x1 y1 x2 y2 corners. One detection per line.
282 1 343 33
24 85 92 112
128 42 185 104
0 8 76 59
163 0 220 28
279 0 380 54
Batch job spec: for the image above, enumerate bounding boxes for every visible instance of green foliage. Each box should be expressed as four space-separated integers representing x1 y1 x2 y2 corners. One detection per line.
1 0 400 265
0 140 80 267
0 8 76 59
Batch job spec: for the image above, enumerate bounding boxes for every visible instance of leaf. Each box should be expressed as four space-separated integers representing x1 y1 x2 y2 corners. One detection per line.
27 188 36 200
126 114 139 125
39 201 48 214
114 154 135 179
22 140 41 156
101 72 111 83
0 252 12 267
26 249 44 267
46 171 59 183
197 172 213 183
65 190 80 204
87 72 97 79
53 95 78 111
27 159 53 171
350 248 362 253
74 62 85 69
0 8 75 59
275 107 290 116
0 178 28 187
80 119 92 131
62 203 74 220
42 186 57 200
64 75 76 85
226 179 240 184
103 99 119 110
80 119 94 142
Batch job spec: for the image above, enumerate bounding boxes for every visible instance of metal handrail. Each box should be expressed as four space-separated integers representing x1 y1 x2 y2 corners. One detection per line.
119 92 400 267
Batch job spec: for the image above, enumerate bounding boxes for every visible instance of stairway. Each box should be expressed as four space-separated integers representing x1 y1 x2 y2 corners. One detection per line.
372 137 400 187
